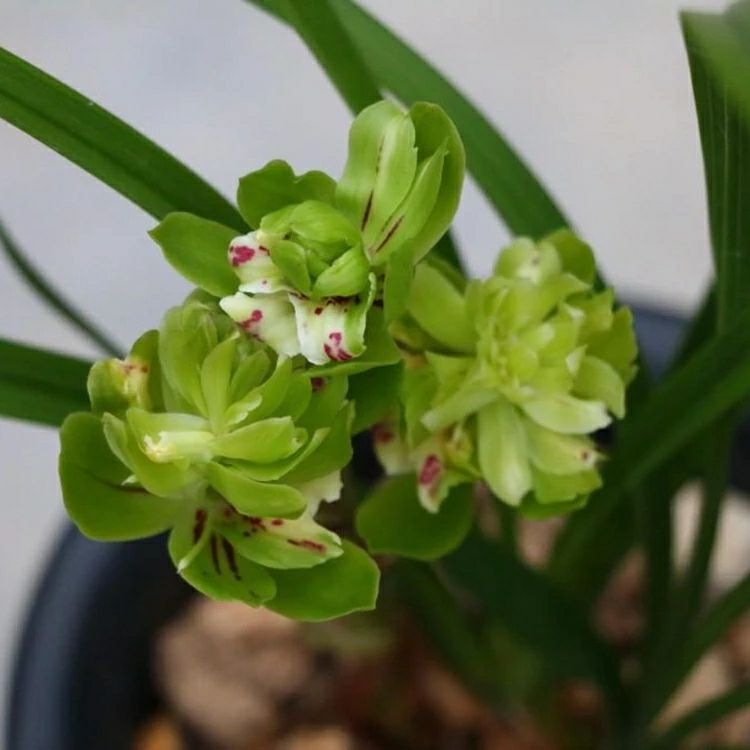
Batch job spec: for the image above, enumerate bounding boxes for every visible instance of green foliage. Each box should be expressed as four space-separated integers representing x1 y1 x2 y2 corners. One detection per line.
356 475 473 560
0 339 91 426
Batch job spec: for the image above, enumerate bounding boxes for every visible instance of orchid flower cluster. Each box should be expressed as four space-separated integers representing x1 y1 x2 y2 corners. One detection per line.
59 100 637 621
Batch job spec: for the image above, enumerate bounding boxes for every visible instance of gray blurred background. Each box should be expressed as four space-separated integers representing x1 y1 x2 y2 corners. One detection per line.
0 0 723 721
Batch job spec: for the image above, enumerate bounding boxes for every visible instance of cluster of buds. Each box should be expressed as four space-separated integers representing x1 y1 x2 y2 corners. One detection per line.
376 232 637 516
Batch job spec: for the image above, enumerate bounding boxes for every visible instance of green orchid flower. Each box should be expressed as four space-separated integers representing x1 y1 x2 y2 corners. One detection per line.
150 99 464 368
377 231 638 517
60 294 379 620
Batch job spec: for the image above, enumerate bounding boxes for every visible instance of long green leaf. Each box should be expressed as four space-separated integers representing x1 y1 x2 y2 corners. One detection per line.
645 570 750 721
445 528 625 715
0 338 91 426
0 46 243 229
649 682 750 750
247 0 568 237
552 306 750 593
0 217 121 356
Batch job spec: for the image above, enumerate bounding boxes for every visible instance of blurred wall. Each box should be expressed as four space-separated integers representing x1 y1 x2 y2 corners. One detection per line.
0 0 723 722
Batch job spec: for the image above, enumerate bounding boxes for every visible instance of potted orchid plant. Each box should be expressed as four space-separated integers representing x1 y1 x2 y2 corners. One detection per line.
3 1 750 748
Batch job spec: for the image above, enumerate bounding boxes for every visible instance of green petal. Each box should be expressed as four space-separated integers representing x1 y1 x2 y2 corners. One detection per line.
521 394 611 435
269 239 311 294
368 143 446 263
287 200 359 257
159 302 218 415
169 514 276 606
477 399 532 506
87 330 158 416
543 228 596 284
531 467 602 504
382 242 415 323
312 245 370 297
283 404 353 484
266 541 380 622
126 408 214 464
220 512 342 570
573 355 626 418
356 474 473 560
586 306 638 385
237 159 336 229
60 413 180 541
421 383 497 433
524 418 599 476
220 292 301 358
225 355 294 427
228 349 271 404
200 335 237 429
212 417 306 463
404 102 465 262
407 263 474 353
229 426 330 482
290 274 375 365
102 413 202 498
336 100 415 233
150 212 237 297
206 462 306 518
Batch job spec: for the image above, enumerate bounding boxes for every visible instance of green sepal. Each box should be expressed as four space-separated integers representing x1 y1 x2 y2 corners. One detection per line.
266 540 380 621
87 330 160 417
219 513 342 570
532 466 602 504
59 413 180 540
283 404 353 484
237 159 336 229
150 213 238 297
407 262 474 353
383 242 415 323
355 474 473 560
336 100 415 234
212 417 306 463
103 413 202 498
312 245 370 297
477 398 531 506
543 228 596 284
573 355 625 418
368 142 446 264
224 356 292 427
402 102 465 262
270 239 311 294
159 300 221 416
168 513 276 606
586 306 638 385
206 463 307 518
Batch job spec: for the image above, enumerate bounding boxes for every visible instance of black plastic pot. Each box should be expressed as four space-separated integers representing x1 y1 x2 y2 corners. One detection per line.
6 306 742 750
